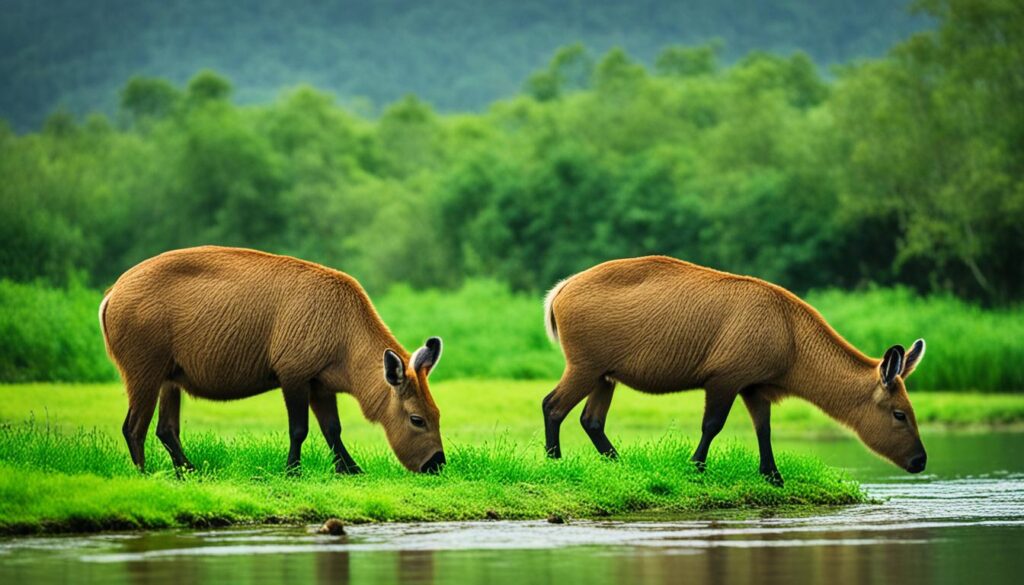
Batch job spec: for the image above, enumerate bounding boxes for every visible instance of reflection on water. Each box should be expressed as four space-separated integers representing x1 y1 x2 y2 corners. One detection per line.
2 433 1023 585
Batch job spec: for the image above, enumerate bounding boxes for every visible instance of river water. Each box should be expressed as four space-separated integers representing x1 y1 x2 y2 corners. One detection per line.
2 433 1022 585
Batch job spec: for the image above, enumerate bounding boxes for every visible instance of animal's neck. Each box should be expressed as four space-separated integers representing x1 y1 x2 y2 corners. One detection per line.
780 310 879 429
341 319 407 425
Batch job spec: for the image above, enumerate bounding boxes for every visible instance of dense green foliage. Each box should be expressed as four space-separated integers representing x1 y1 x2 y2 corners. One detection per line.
809 288 1024 392
0 281 115 382
0 0 928 131
0 420 864 534
1 0 1020 305
2 280 1022 391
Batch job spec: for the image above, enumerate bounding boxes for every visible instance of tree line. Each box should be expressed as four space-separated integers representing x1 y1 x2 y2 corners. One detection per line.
1 0 925 131
1 0 1020 304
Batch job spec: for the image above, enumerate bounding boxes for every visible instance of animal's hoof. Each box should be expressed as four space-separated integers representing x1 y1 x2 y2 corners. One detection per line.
337 464 363 475
762 470 784 487
546 448 562 459
601 450 619 461
692 460 707 473
286 464 302 477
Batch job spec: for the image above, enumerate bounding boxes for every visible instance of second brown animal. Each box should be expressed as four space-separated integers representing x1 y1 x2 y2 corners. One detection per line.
542 256 927 486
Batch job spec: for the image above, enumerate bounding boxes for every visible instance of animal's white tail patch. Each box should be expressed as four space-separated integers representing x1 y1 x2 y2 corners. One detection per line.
543 278 571 344
98 293 112 345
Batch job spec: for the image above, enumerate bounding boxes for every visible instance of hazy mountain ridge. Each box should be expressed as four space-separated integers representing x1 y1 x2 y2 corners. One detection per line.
0 0 928 130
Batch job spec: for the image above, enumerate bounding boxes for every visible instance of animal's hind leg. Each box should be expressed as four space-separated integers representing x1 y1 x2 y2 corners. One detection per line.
580 378 618 459
543 368 599 459
156 384 194 471
690 384 738 471
122 376 162 473
741 387 782 486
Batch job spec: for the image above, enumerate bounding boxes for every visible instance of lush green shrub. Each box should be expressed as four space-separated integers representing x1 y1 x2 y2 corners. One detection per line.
1 279 1021 391
377 280 563 380
807 287 1024 393
0 280 116 382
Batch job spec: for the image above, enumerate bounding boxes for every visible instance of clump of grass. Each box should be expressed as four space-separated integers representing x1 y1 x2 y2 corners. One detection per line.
0 421 864 534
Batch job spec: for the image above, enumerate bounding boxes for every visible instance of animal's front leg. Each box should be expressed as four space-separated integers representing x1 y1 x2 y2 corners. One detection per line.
310 385 362 474
282 383 311 473
741 387 783 486
691 387 737 471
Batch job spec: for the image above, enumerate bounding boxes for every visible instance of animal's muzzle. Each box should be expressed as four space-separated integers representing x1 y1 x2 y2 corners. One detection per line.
420 451 446 474
906 453 927 474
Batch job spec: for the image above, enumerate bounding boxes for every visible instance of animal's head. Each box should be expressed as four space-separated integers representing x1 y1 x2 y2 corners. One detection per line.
380 337 446 473
855 339 928 473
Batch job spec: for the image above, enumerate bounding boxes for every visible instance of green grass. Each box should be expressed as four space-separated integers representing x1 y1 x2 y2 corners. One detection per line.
3 380 1024 534
0 422 863 535
2 279 1023 391
0 380 883 535
1 382 1022 446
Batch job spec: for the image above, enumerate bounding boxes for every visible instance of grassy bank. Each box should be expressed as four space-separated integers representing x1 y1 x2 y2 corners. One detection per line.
4 380 1024 534
2 279 1024 391
0 380 874 534
0 422 863 535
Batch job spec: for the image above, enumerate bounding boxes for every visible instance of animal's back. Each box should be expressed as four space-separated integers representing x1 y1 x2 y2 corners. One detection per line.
103 247 363 397
551 256 793 393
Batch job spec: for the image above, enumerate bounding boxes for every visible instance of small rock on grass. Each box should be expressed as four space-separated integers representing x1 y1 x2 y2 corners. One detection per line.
547 514 567 524
485 510 500 520
317 518 346 536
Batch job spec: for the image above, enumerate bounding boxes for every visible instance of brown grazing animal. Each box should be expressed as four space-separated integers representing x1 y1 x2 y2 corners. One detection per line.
99 246 446 474
542 256 927 485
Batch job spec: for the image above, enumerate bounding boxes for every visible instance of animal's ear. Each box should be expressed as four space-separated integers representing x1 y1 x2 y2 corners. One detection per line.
383 349 406 387
901 338 926 380
880 345 905 390
412 337 443 377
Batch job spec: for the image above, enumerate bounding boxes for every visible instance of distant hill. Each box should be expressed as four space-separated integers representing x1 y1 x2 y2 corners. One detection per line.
0 0 929 131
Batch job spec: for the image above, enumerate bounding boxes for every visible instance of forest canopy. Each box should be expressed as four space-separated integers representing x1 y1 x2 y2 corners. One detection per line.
1 0 1021 305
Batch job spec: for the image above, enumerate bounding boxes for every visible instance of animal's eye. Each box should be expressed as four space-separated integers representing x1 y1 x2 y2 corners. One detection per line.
410 415 426 428
893 410 907 422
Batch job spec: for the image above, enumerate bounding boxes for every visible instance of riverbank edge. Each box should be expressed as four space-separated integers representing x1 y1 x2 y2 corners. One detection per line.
0 460 867 537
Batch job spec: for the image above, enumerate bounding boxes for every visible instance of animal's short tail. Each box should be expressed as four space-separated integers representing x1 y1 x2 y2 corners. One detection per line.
98 290 113 358
543 277 572 344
